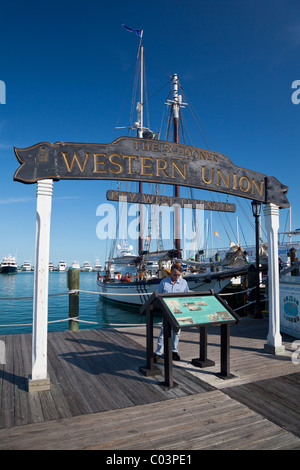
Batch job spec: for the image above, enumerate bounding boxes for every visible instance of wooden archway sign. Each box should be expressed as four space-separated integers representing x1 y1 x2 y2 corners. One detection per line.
13 138 289 391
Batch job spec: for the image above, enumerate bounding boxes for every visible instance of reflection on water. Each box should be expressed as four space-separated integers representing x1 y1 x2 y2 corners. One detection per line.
0 271 152 335
0 273 18 297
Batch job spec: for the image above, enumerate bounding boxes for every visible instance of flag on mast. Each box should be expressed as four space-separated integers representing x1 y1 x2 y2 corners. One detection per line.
122 23 143 38
214 232 221 239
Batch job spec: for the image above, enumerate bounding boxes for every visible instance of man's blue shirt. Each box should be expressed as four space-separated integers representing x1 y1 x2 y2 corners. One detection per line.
157 275 189 294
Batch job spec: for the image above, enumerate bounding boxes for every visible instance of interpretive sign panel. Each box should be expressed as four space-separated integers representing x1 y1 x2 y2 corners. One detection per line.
139 290 239 385
158 291 239 331
162 295 236 328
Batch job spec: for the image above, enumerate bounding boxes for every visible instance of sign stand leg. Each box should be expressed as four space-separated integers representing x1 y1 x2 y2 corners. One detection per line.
139 307 162 377
162 317 176 389
217 323 236 380
191 326 215 368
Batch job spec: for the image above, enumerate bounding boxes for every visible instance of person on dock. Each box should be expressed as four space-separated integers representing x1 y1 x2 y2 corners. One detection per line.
154 263 189 362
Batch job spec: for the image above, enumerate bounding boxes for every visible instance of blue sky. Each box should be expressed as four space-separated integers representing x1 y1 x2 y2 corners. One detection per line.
0 0 299 267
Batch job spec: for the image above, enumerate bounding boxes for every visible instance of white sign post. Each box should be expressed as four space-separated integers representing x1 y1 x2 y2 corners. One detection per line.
28 179 53 392
264 203 285 355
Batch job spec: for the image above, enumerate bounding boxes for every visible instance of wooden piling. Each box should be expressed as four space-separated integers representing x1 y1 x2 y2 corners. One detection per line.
67 269 80 331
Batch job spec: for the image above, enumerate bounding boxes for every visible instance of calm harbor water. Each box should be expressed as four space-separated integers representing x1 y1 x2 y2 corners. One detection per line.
0 271 149 335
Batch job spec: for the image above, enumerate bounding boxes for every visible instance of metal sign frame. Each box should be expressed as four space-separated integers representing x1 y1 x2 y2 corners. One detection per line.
139 290 240 387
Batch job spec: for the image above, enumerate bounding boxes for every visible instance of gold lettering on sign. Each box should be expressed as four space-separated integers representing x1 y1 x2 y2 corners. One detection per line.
93 153 108 173
156 158 168 177
123 155 138 175
232 173 238 190
109 154 123 174
239 176 251 193
61 151 90 172
202 166 214 184
110 190 119 200
217 169 230 188
172 160 187 179
251 178 264 196
141 156 154 176
129 193 137 201
143 194 155 203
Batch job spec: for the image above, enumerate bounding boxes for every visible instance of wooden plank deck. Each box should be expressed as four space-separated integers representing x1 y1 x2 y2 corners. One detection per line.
0 317 300 449
224 372 300 439
0 328 213 430
1 389 299 450
121 317 300 389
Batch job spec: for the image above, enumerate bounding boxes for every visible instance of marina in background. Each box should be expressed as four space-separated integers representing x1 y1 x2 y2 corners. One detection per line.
0 271 148 335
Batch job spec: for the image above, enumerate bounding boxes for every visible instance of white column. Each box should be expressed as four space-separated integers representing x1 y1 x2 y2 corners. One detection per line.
264 203 285 355
28 179 53 391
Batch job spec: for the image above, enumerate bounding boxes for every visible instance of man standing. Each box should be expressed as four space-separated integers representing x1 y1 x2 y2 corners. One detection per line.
154 264 189 362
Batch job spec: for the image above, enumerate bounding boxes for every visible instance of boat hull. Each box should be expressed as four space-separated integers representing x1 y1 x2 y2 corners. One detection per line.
97 275 231 306
0 266 17 274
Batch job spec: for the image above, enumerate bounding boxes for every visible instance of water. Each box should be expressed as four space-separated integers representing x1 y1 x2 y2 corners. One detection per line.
0 271 148 335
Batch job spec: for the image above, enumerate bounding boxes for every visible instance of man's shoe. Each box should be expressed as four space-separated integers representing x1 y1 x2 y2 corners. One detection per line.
154 353 162 363
172 352 181 361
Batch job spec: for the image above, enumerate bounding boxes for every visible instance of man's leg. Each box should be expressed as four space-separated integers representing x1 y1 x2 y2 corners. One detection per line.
172 329 181 352
154 325 164 358
155 327 181 361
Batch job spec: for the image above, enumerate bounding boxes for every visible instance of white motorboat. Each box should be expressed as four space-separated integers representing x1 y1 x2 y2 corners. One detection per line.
93 258 103 272
71 260 80 270
82 261 93 272
22 261 32 271
58 260 67 272
0 255 18 274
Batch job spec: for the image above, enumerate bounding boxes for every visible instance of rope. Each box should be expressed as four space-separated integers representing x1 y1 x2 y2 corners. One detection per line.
0 318 72 327
0 285 263 300
219 286 256 296
234 300 255 311
75 318 146 327
0 317 147 328
0 291 76 301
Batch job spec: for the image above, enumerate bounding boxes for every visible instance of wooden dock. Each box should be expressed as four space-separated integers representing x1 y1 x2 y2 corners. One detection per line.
0 317 300 450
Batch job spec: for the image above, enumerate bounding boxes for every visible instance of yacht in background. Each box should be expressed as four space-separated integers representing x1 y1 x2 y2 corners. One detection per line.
58 260 67 272
22 261 32 271
49 262 54 271
0 255 18 274
82 261 93 272
71 260 80 270
93 258 103 272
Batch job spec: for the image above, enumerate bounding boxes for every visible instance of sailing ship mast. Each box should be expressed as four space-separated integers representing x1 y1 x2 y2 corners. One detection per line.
172 74 181 258
138 68 185 258
137 44 144 254
116 38 185 259
166 73 187 257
